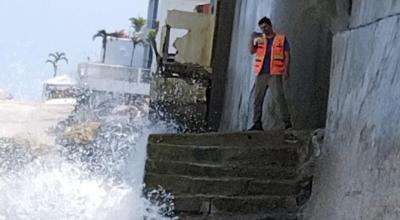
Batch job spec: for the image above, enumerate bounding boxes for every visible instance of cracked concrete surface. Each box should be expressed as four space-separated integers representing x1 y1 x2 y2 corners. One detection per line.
165 10 215 67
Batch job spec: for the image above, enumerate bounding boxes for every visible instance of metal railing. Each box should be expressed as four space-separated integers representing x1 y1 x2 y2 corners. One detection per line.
77 62 151 95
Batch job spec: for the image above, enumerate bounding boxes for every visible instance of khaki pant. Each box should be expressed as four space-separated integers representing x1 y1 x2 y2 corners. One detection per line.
253 74 291 124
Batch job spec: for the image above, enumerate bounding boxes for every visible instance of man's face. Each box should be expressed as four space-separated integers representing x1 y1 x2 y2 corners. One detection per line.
259 23 272 35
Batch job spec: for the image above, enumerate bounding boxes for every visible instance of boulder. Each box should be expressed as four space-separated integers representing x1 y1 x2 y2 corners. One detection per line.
63 121 101 144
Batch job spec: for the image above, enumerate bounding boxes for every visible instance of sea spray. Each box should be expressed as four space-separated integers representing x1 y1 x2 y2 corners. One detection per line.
0 92 178 220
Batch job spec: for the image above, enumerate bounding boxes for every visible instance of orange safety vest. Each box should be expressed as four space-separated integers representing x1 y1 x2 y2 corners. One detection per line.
254 34 286 76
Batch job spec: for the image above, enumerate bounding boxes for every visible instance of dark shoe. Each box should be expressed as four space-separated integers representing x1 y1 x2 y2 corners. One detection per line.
284 121 293 130
249 122 263 131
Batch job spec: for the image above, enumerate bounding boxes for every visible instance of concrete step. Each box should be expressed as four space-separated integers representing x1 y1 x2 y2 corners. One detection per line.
145 173 300 197
148 130 310 148
179 213 298 220
173 194 298 215
146 160 298 180
145 130 312 219
147 143 299 167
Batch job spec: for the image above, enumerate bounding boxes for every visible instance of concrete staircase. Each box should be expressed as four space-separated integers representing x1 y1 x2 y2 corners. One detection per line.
145 130 312 220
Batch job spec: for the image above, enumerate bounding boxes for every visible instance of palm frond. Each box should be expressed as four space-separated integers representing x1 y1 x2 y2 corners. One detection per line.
129 16 146 32
147 30 158 40
60 57 69 63
93 30 106 40
48 53 57 60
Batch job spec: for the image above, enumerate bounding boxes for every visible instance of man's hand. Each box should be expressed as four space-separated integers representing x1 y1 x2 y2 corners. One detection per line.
250 32 261 54
283 71 290 80
251 32 258 39
251 32 262 41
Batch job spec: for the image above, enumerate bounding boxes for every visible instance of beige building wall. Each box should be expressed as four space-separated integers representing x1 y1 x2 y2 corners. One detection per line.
152 0 210 69
165 10 215 67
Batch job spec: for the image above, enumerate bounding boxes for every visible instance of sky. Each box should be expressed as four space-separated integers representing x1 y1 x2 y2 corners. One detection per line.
0 0 149 100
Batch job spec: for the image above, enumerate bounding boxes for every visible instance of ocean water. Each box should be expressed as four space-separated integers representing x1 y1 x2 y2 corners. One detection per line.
0 93 177 220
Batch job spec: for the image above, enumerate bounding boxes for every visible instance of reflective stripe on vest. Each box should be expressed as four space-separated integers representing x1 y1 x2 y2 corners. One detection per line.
254 34 286 76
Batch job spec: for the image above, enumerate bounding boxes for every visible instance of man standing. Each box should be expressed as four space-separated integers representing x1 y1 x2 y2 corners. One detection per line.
249 17 292 131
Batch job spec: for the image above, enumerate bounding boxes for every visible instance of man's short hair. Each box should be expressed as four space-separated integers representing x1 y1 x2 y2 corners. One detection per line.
258 17 272 26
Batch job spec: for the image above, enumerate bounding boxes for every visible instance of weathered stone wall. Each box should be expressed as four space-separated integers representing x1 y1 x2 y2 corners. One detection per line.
220 0 334 131
150 77 208 132
304 1 400 219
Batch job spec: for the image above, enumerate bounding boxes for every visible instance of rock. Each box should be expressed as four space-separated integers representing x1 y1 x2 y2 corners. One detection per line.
311 128 324 157
63 121 100 144
111 104 147 119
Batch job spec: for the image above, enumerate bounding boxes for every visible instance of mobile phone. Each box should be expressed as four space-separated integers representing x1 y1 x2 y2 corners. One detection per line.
253 32 263 37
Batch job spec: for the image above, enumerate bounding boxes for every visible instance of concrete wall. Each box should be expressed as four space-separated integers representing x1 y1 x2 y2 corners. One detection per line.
210 0 400 218
220 0 334 131
208 0 236 130
304 1 400 219
155 0 210 54
150 0 209 72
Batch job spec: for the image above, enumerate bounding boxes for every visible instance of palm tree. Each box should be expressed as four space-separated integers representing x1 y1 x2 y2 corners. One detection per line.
147 21 161 68
129 16 147 67
93 30 128 63
46 52 68 77
130 16 146 32
147 29 158 57
93 30 108 63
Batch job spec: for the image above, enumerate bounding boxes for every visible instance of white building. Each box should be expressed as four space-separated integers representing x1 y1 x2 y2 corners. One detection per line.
103 38 146 68
42 74 78 100
77 62 150 96
80 34 151 96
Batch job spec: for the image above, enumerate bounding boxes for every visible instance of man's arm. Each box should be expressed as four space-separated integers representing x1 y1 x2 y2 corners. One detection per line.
250 32 259 54
283 38 291 79
283 51 290 79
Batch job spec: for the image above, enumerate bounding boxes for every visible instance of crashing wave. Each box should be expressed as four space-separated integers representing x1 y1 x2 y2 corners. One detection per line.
0 91 178 220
